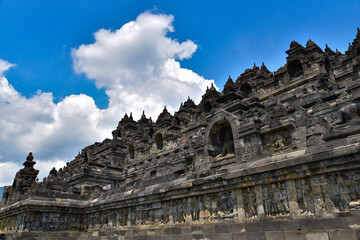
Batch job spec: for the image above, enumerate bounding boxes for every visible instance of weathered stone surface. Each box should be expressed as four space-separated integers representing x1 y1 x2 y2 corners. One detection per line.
265 231 284 240
328 229 357 240
2 29 360 239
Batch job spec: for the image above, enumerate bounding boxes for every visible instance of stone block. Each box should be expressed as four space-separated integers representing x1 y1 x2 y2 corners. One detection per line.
115 230 126 236
231 232 246 240
245 221 264 232
145 236 158 240
280 220 300 231
180 234 193 240
164 227 182 235
182 226 192 234
191 225 203 233
203 233 219 240
162 235 176 240
247 231 265 240
305 232 328 240
284 231 305 240
98 230 115 236
262 221 281 231
229 223 246 233
192 233 204 239
217 233 232 240
215 224 230 233
328 229 357 240
300 218 347 230
136 236 147 240
265 231 284 240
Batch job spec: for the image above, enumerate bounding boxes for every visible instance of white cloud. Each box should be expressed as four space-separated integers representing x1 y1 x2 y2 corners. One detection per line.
0 59 15 76
0 162 21 186
0 75 108 186
0 11 215 187
72 11 214 119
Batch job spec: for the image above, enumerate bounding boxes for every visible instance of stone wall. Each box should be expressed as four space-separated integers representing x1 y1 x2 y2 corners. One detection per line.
2 142 360 239
2 217 360 240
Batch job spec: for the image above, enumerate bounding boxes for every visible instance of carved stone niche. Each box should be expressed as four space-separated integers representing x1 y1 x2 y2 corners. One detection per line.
207 120 235 159
260 119 294 155
287 59 304 80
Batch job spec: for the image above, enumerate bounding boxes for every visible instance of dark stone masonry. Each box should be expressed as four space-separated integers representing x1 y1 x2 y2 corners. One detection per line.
1 29 360 240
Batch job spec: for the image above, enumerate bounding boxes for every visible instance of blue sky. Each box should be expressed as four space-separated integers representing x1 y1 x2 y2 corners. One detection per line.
0 0 360 188
1 0 359 108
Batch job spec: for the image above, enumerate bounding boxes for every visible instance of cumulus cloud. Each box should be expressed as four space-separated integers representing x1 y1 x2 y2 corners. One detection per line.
0 73 108 186
72 11 214 119
0 59 15 76
0 11 215 187
0 162 21 186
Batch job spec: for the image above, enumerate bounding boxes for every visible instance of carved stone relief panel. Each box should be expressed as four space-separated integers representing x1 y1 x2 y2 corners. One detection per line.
262 182 289 216
295 178 315 214
262 129 292 154
217 191 234 218
327 174 352 212
173 198 185 223
243 187 257 218
191 196 200 222
241 135 262 161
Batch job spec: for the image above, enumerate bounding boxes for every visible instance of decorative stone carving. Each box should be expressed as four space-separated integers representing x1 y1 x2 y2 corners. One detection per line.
296 178 314 214
243 187 257 218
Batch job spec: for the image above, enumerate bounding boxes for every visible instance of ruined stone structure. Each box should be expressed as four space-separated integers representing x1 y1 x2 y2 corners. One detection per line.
1 29 360 240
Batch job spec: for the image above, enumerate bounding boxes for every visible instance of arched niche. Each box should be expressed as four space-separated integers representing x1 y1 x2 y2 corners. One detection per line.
203 101 212 113
155 133 163 150
128 145 135 159
287 59 303 79
208 120 235 157
149 128 154 139
240 83 252 98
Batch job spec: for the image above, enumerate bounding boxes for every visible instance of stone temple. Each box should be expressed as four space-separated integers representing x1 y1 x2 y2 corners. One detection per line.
1 29 360 240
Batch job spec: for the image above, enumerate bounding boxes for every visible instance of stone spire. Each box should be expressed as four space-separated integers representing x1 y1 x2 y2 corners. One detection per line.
306 38 316 48
123 113 129 120
156 106 172 127
49 167 57 176
260 62 271 74
290 40 300 49
325 44 335 55
223 75 236 95
225 75 234 85
261 62 266 70
163 106 168 114
23 152 36 169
